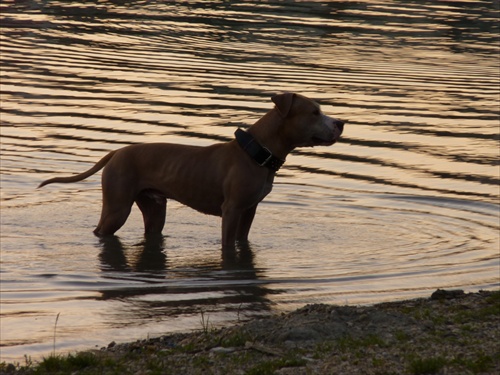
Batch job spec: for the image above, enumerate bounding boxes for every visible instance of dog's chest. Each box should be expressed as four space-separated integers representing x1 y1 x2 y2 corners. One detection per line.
259 175 274 201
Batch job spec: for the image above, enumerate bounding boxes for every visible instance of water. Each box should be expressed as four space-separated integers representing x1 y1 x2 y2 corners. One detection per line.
1 0 499 363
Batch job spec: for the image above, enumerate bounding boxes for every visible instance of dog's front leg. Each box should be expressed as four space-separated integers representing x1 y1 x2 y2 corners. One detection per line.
236 205 257 243
221 203 242 251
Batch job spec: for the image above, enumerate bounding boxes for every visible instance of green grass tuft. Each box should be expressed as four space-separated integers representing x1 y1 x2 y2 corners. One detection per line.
245 356 307 375
36 352 100 373
409 356 447 375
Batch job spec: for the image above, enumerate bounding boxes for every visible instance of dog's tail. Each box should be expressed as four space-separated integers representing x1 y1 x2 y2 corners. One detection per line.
38 151 116 188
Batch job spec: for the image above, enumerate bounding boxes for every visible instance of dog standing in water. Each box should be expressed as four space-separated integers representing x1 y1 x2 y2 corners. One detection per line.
39 93 345 250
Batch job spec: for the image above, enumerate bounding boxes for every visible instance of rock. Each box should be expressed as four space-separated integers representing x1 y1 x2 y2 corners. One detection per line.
4 363 16 373
210 347 236 354
278 326 321 342
431 289 465 300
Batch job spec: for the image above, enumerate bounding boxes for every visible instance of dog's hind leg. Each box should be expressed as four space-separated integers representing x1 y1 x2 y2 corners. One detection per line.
94 204 133 236
94 181 134 236
135 190 167 235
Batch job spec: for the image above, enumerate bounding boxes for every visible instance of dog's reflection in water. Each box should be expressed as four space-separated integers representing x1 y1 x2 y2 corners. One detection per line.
98 236 257 274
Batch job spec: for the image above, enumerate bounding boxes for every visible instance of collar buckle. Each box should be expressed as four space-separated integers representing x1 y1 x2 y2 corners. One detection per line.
258 147 273 167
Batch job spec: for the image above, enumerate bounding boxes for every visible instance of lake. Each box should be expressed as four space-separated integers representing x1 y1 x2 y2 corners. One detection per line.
1 0 498 362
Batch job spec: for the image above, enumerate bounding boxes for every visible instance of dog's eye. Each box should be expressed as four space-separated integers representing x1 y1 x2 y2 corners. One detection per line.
313 109 320 116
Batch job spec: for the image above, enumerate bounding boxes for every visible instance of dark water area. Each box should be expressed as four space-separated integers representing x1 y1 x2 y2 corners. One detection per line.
1 0 499 362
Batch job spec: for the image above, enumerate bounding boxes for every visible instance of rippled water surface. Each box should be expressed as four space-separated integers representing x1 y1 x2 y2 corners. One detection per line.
1 0 499 362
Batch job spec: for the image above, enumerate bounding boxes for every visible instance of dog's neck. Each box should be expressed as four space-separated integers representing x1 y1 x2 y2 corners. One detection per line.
247 109 293 160
234 129 284 172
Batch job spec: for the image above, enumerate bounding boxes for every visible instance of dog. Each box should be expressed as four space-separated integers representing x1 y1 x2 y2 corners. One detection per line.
38 93 345 250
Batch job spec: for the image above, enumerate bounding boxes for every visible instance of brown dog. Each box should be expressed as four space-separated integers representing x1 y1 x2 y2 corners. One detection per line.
39 93 345 249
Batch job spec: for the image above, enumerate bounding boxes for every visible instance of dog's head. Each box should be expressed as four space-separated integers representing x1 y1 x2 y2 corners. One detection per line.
272 93 345 148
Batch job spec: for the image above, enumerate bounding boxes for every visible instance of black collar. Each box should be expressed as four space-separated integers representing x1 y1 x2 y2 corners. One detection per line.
234 128 285 172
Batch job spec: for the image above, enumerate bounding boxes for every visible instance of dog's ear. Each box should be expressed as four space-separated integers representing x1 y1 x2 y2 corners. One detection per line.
272 93 295 118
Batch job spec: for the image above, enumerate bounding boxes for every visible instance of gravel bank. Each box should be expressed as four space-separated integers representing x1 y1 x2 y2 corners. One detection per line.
2 289 499 374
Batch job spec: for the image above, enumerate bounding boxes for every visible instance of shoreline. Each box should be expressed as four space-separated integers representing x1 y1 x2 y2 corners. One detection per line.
2 289 499 374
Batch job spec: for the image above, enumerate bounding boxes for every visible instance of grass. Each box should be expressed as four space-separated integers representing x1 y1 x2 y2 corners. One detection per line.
199 309 215 335
221 331 251 347
454 351 498 374
34 352 102 374
408 356 447 375
407 351 499 375
53 313 60 357
3 313 105 374
336 333 386 352
245 356 307 375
